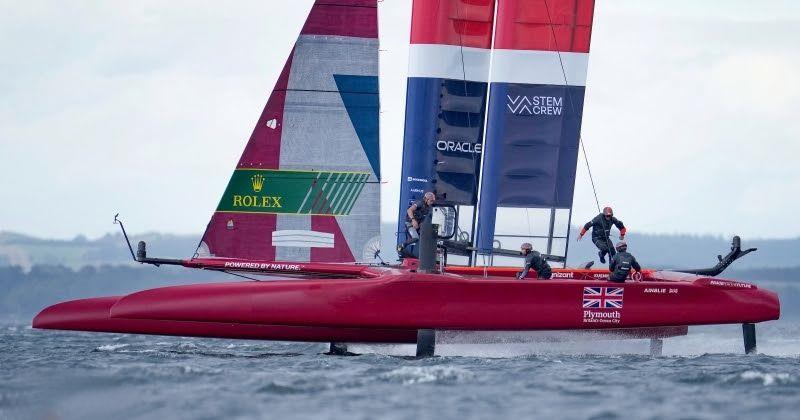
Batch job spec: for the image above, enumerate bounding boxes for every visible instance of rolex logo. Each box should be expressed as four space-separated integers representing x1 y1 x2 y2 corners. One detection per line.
251 174 265 192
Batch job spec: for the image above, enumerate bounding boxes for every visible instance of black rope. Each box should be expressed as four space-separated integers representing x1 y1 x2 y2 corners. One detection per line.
454 0 489 262
455 1 482 205
541 0 602 215
541 0 613 261
222 270 262 281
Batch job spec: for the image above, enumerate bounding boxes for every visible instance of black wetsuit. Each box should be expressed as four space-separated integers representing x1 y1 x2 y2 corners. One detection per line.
406 199 432 224
583 214 625 260
517 251 552 279
608 251 641 283
399 199 434 255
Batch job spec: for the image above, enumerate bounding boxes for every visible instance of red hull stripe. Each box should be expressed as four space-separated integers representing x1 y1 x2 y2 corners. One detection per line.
301 1 378 38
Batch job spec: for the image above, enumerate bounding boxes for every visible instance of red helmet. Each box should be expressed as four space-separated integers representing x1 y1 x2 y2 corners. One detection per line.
603 206 613 217
520 242 533 251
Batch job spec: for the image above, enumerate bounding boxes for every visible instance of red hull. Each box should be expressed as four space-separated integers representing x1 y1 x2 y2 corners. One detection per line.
33 265 778 343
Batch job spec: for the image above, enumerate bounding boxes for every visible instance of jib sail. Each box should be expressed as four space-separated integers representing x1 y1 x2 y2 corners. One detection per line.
396 0 496 248
475 0 595 259
196 0 380 262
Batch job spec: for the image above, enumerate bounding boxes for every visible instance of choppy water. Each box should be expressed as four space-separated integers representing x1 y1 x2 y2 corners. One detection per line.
2 322 799 420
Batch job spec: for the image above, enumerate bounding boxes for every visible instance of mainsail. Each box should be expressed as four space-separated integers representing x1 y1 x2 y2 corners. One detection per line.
475 0 595 258
197 0 380 262
396 0 496 249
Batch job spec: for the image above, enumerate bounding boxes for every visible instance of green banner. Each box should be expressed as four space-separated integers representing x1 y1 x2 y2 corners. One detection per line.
216 169 370 215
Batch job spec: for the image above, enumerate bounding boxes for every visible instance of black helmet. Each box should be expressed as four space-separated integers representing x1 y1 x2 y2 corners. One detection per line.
615 240 627 252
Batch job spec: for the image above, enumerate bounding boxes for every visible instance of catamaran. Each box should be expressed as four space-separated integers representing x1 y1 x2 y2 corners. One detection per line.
33 0 779 357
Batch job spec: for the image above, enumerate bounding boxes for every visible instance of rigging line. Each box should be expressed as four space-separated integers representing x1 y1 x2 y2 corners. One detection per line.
222 270 262 281
525 207 533 241
541 0 602 215
542 0 612 260
455 0 485 263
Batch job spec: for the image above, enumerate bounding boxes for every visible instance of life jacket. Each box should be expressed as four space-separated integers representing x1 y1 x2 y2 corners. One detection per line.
527 251 552 278
590 214 618 240
611 252 635 281
407 199 432 222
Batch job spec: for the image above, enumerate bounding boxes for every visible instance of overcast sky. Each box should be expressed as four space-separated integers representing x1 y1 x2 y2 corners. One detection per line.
1 0 799 240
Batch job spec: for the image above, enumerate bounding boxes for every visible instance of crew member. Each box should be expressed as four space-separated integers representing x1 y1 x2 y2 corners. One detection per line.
516 243 552 280
608 241 641 283
578 206 627 264
397 191 436 256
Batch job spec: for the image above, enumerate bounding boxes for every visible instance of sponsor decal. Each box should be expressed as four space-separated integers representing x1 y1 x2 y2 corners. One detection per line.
592 273 610 279
410 188 424 194
407 176 429 183
582 310 621 324
251 174 265 192
707 280 753 289
224 261 301 271
551 272 574 279
436 140 482 154
582 287 623 324
218 169 369 215
265 118 278 129
506 95 564 116
232 195 282 208
643 287 679 294
583 287 624 309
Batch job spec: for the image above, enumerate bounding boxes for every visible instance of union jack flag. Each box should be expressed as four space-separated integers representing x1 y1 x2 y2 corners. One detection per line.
583 287 624 309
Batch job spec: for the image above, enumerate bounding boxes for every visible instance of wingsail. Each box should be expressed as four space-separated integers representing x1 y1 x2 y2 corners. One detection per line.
396 0 496 248
197 0 380 263
476 0 595 258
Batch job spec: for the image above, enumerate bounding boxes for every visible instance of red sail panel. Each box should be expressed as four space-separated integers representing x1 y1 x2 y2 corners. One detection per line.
302 1 379 38
493 0 594 52
410 0 495 48
236 52 292 168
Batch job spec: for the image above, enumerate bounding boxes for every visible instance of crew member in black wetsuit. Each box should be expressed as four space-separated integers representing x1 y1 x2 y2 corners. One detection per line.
578 206 627 264
397 191 436 256
608 241 641 283
516 243 552 280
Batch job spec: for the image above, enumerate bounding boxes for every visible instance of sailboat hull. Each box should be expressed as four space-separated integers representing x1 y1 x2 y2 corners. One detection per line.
32 296 418 343
33 269 778 342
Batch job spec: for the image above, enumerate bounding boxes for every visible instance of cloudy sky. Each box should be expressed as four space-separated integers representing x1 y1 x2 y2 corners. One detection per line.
1 0 798 240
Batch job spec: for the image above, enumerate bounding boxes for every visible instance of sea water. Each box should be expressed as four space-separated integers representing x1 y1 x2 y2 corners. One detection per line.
1 322 799 420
